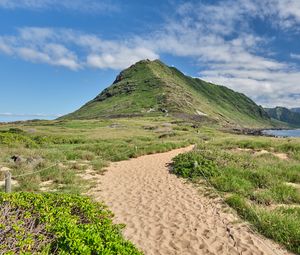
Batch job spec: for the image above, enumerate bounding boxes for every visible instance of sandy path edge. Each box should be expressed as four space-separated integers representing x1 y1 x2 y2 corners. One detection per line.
87 146 293 255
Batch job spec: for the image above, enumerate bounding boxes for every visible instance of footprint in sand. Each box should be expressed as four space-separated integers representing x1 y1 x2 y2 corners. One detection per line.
88 146 292 255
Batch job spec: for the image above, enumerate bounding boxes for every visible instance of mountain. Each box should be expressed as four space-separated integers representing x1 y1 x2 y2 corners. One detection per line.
290 108 300 114
265 106 300 126
62 59 272 127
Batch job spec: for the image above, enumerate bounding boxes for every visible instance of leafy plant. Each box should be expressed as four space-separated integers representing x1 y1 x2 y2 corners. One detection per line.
172 151 218 179
0 192 142 255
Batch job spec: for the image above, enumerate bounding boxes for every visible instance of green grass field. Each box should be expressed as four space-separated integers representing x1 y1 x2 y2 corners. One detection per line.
0 117 201 254
0 117 198 193
172 132 300 254
1 117 299 254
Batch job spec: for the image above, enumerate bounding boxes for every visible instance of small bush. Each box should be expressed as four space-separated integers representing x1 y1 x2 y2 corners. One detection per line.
0 192 142 255
172 151 218 179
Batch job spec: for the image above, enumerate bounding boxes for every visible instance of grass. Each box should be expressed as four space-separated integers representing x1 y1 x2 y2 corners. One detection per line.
0 117 197 193
172 133 300 254
0 117 199 254
1 116 300 254
62 59 274 127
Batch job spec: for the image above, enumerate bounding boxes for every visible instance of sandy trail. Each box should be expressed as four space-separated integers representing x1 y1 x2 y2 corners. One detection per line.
88 146 291 255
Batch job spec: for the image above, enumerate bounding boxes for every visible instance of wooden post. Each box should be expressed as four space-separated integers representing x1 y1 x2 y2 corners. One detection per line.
5 171 11 193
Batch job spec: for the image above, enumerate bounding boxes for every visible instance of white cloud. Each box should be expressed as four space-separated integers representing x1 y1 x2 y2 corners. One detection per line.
136 0 300 107
0 0 119 13
86 47 158 69
269 0 300 29
0 38 12 54
0 27 158 70
18 47 50 62
291 53 300 60
0 0 300 107
0 28 82 70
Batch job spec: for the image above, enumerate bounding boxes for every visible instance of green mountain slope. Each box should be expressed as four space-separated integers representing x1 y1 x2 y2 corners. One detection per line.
62 59 272 127
265 106 300 126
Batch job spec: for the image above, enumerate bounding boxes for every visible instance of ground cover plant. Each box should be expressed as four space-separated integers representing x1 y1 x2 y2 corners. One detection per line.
0 192 142 254
172 134 300 254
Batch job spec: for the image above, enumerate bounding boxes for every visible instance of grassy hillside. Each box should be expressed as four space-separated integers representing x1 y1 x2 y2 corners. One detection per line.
62 60 273 128
265 106 300 127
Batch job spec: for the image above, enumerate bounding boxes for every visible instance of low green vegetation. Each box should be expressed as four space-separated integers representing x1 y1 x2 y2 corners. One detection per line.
0 192 142 254
0 117 197 193
172 134 300 254
63 60 274 127
1 115 300 254
0 117 199 254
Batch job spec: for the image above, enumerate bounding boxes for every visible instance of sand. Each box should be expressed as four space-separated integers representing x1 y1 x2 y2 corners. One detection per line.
88 146 292 255
233 148 289 160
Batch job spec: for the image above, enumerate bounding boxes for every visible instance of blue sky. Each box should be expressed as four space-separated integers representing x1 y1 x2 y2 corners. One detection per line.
1 0 300 121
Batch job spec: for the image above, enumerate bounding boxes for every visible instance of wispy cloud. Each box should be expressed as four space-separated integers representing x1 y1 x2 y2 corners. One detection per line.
0 0 300 107
291 53 300 60
139 0 300 107
265 0 300 30
0 0 119 13
0 28 81 70
0 27 158 70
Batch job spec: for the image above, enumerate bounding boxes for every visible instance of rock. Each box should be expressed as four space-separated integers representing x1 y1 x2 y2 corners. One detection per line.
10 155 44 166
147 108 155 113
196 110 208 116
40 180 54 187
11 155 25 163
113 72 124 84
109 123 125 128
0 166 11 172
26 156 44 166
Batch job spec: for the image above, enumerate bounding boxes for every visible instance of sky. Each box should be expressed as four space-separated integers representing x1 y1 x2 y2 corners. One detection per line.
1 0 300 121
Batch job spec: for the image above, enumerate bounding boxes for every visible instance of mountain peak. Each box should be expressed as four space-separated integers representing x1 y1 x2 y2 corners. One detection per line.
61 60 271 127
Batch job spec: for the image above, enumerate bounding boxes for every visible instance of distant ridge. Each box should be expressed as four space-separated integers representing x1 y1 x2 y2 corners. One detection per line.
61 59 272 127
290 107 300 114
265 106 300 127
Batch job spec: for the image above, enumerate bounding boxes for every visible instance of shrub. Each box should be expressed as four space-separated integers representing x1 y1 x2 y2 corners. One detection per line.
0 192 142 255
172 151 218 179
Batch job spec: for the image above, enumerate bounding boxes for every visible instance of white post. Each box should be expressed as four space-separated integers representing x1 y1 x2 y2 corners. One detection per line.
5 171 11 193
